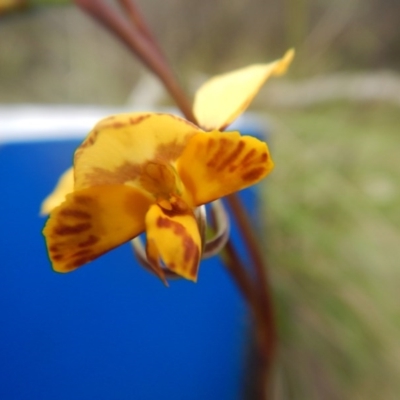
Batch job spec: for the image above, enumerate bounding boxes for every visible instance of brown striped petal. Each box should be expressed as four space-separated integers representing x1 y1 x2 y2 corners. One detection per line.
177 131 274 206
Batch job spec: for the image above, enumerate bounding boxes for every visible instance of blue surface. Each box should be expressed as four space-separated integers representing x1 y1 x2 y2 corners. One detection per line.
0 138 258 400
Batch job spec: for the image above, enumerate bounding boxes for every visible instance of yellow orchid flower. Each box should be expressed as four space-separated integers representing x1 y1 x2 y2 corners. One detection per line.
42 49 294 283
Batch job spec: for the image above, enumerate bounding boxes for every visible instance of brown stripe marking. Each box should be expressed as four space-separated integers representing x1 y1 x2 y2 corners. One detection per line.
241 149 256 165
217 140 245 172
206 138 229 168
71 249 93 258
78 235 100 247
206 138 216 153
260 152 268 162
73 195 93 206
156 216 199 277
54 222 91 235
67 256 94 269
242 167 265 181
59 209 91 219
129 114 151 126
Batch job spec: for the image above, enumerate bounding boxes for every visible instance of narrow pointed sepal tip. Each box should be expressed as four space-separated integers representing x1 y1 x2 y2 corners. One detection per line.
273 48 295 76
193 48 295 130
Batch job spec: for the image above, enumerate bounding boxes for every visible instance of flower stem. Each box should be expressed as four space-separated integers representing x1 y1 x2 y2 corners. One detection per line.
74 0 197 123
226 194 277 350
116 0 166 61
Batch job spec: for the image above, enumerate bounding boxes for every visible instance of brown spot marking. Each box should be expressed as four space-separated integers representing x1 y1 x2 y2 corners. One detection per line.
77 130 100 153
161 203 191 218
69 256 93 269
59 209 91 219
183 235 200 273
242 167 265 182
206 138 229 168
74 148 83 162
52 254 64 261
260 152 268 162
156 217 200 277
84 162 140 186
206 138 216 153
217 140 245 172
241 149 256 165
228 165 238 173
63 246 110 270
189 247 200 278
112 121 126 129
157 216 183 231
74 195 94 207
129 114 151 126
78 235 100 247
49 245 59 252
154 140 188 163
54 222 91 235
71 249 92 258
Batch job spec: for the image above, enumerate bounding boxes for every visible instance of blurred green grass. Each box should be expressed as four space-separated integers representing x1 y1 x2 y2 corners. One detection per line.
262 102 400 399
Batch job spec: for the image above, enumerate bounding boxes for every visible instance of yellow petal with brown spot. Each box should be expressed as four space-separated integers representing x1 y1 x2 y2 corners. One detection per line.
41 167 74 215
145 204 201 282
177 131 274 206
43 185 153 273
74 113 203 191
193 49 294 130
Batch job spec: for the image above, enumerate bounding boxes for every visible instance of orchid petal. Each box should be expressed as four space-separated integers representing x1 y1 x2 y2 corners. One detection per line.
43 185 152 273
41 167 74 215
193 49 294 130
74 113 202 192
177 131 274 206
145 204 201 282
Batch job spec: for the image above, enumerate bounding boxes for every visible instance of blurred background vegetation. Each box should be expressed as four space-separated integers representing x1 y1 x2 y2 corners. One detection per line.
1 0 399 399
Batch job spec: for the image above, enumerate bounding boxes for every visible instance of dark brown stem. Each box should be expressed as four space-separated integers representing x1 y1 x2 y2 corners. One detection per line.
116 0 166 61
223 239 274 400
223 241 255 304
74 0 196 123
226 194 277 369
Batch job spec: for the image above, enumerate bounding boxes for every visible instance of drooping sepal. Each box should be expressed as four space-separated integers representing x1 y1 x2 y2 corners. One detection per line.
43 185 152 272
